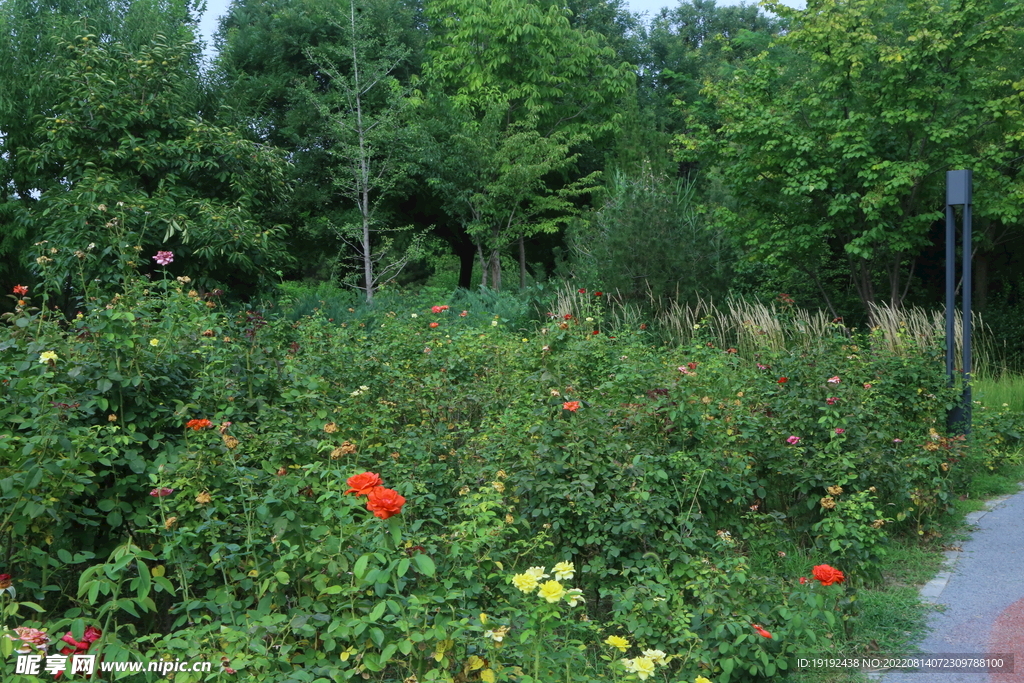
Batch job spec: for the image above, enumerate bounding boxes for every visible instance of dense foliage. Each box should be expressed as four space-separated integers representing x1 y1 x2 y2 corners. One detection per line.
3 0 1024 680
2 275 1020 681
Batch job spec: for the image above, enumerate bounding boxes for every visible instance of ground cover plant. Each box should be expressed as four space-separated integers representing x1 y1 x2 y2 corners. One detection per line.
2 270 1023 682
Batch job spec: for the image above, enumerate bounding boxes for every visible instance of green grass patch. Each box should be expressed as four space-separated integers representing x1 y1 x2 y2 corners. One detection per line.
973 374 1024 412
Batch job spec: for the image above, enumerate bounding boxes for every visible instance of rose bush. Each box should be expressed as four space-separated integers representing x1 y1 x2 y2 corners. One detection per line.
0 276 1013 682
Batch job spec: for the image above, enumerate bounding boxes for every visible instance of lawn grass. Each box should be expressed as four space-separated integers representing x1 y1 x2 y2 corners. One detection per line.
972 374 1024 412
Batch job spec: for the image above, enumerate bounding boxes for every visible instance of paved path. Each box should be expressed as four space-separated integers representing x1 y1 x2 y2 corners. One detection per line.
877 488 1024 683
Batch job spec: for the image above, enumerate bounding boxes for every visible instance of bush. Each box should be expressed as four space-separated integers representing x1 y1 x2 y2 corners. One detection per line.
0 278 986 682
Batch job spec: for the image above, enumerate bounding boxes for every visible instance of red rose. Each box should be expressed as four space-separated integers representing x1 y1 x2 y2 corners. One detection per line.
13 285 28 295
345 472 382 496
594 291 602 296
365 486 406 519
0 573 11 589
430 322 439 328
55 627 101 679
186 418 213 431
799 576 807 584
578 288 586 294
592 330 599 335
149 487 173 497
563 400 580 412
751 624 773 639
778 377 788 384
812 564 845 586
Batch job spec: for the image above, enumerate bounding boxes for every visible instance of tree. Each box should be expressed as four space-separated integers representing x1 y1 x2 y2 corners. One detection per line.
302 1 424 303
567 168 732 303
423 0 635 289
0 0 206 290
427 105 599 290
689 0 1024 317
15 27 292 301
214 0 426 283
645 0 784 131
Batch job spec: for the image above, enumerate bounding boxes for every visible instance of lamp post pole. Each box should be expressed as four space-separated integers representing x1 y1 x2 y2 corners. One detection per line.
945 169 972 433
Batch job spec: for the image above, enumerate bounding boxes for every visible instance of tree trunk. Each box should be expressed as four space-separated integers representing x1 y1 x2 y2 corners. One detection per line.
486 226 502 290
351 0 373 304
487 248 502 291
477 242 488 288
518 233 527 290
854 259 877 325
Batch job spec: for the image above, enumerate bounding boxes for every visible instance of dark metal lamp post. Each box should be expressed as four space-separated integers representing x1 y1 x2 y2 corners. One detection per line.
946 169 972 433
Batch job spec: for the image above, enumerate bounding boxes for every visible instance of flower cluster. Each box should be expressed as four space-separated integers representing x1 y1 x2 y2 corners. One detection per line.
616 643 670 680
186 418 213 431
430 305 449 313
345 472 406 520
511 564 584 606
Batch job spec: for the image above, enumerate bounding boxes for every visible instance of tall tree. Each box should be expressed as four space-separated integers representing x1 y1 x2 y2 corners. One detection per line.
214 0 426 282
15 26 292 301
423 0 635 289
302 0 423 302
687 0 1024 317
427 106 598 290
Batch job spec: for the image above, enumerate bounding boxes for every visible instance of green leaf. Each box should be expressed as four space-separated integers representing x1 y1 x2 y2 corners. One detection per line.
412 553 435 577
354 554 370 579
368 602 386 622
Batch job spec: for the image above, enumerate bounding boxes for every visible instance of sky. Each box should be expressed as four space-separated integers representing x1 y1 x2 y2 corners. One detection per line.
195 0 806 59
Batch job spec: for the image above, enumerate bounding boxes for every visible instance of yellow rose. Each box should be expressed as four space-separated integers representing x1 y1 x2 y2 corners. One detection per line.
524 566 549 581
537 580 565 603
38 351 59 363
642 649 667 666
632 657 656 680
511 573 539 593
604 635 630 652
149 338 159 347
552 561 575 581
696 677 713 683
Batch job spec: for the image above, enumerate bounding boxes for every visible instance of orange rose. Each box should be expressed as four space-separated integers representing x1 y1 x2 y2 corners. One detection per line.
345 472 382 496
811 564 845 586
365 486 406 519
